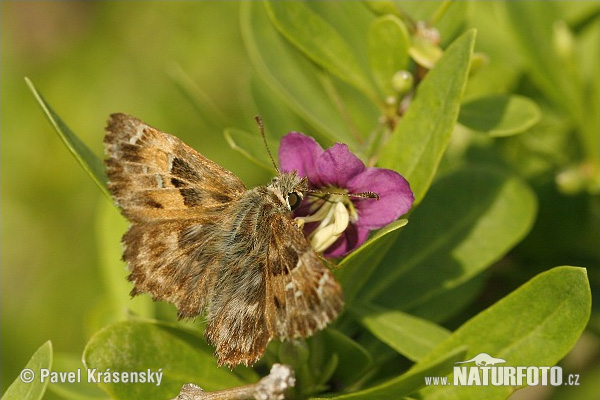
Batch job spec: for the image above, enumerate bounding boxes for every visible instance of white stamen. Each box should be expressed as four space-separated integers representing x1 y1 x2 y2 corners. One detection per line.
310 202 349 252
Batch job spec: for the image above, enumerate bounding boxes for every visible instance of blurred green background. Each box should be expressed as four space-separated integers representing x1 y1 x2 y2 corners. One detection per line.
1 2 273 394
1 2 598 399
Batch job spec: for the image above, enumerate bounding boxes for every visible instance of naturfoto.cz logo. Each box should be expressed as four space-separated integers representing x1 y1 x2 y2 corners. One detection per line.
424 353 580 387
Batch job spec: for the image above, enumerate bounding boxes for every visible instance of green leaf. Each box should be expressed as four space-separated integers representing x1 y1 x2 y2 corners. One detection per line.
458 95 541 136
409 36 444 69
408 274 487 323
25 78 109 199
223 128 279 172
315 329 373 384
336 219 408 304
350 303 450 362
48 353 109 400
419 266 591 400
83 319 253 400
368 15 410 97
264 1 377 101
379 30 475 204
310 346 467 400
2 341 53 400
361 167 537 311
240 2 359 145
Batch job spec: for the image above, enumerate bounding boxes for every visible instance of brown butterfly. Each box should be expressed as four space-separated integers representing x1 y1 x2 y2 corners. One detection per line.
104 113 344 367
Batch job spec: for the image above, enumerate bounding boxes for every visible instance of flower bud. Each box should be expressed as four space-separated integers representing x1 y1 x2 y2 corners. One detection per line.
391 70 414 94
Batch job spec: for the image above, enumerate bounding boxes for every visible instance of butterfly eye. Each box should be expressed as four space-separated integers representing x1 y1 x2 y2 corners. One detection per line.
287 192 302 211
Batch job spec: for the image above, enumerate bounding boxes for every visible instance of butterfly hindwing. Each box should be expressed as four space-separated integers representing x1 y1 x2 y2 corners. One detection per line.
204 190 343 366
266 213 344 340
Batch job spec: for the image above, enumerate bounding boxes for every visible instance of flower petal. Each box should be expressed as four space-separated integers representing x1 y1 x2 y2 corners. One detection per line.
346 168 414 229
323 223 371 258
278 132 323 183
315 143 366 187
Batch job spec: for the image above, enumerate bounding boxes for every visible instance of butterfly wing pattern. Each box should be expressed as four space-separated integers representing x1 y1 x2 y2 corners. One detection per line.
104 113 343 366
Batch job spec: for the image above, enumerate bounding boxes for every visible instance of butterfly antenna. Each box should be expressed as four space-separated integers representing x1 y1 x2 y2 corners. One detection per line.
254 115 279 173
307 189 380 201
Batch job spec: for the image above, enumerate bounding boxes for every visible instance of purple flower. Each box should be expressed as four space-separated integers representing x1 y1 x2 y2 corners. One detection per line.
279 132 414 257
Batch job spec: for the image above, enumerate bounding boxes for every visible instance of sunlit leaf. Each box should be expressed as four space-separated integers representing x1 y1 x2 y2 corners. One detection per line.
379 30 476 204
83 319 255 400
241 2 359 145
25 78 109 199
419 266 591 400
350 303 450 362
264 1 376 100
368 15 410 97
2 341 52 400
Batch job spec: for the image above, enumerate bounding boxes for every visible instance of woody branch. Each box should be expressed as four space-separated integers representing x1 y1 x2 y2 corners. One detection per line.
170 363 295 400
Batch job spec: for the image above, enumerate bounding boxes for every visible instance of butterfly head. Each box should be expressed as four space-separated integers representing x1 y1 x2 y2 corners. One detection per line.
269 171 308 212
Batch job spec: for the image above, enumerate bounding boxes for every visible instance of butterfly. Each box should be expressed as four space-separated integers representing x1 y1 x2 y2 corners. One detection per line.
104 113 344 366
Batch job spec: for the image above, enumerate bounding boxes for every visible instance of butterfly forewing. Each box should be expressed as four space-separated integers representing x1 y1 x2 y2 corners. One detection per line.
104 113 344 367
105 113 246 221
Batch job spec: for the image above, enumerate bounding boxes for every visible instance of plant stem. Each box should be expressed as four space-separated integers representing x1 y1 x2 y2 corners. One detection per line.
170 364 295 400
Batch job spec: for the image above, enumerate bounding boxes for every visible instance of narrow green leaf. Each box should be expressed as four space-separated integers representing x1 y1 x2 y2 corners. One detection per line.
224 128 279 172
240 2 358 145
311 346 467 400
2 341 53 400
83 320 253 400
361 167 537 310
459 95 541 136
419 266 591 400
336 219 408 304
264 1 376 101
25 78 109 199
379 30 476 204
368 15 411 97
350 303 450 362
